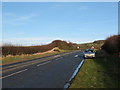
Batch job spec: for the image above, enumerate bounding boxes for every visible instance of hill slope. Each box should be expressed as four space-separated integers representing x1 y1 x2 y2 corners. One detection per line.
2 40 78 56
78 40 105 50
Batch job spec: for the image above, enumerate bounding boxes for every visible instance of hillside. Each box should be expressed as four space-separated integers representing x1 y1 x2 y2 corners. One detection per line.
101 35 119 54
2 40 78 56
2 39 106 56
78 40 105 50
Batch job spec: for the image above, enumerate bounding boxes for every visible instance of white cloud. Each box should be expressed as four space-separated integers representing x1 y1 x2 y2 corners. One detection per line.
50 4 64 9
15 32 26 35
2 37 100 46
3 12 15 17
16 14 37 21
79 6 88 10
3 13 38 26
2 37 56 46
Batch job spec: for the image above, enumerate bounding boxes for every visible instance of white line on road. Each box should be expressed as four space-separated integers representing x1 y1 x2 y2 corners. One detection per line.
74 55 78 57
64 59 84 89
0 69 28 79
37 61 51 67
55 57 63 60
54 55 61 58
55 58 59 60
69 59 84 81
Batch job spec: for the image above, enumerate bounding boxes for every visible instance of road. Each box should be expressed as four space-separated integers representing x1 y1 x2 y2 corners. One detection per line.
2 50 84 88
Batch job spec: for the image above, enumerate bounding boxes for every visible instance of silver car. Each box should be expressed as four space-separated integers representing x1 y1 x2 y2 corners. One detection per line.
83 49 95 59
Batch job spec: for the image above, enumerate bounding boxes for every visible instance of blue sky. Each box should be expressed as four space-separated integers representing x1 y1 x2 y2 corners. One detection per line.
2 2 118 46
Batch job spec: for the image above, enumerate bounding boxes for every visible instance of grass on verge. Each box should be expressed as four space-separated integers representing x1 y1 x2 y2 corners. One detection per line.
1 50 70 65
70 50 119 88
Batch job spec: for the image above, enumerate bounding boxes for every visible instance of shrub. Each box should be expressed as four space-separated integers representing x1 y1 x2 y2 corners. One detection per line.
2 40 77 56
101 35 120 54
53 49 60 52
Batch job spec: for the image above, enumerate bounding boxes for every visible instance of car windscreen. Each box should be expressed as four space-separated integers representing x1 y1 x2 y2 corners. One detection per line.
85 50 94 52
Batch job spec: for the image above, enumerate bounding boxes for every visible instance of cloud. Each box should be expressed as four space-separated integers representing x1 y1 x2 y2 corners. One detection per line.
2 37 56 46
3 13 38 26
15 32 26 35
16 14 37 21
50 4 64 9
2 37 99 46
79 6 88 10
3 12 15 17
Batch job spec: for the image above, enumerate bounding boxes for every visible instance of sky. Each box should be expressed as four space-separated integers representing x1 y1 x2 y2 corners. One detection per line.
2 2 118 46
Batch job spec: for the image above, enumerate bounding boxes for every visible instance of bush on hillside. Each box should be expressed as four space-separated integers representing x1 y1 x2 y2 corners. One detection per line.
93 40 105 44
101 35 120 54
2 40 77 56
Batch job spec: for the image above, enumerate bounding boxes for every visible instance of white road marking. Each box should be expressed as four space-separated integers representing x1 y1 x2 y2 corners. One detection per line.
69 59 84 81
64 59 84 88
0 69 28 79
55 58 59 60
37 61 51 67
56 57 63 60
74 55 78 57
54 55 61 58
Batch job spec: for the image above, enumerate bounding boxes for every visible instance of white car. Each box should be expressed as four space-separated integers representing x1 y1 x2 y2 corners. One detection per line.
83 49 95 59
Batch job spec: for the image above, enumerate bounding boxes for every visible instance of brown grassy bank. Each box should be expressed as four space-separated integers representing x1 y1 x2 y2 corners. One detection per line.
1 47 70 65
2 40 78 56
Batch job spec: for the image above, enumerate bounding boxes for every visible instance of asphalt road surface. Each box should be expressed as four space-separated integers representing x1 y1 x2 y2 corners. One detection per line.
2 50 84 88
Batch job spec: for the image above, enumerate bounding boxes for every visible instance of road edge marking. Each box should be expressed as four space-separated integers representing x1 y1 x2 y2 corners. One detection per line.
63 59 85 89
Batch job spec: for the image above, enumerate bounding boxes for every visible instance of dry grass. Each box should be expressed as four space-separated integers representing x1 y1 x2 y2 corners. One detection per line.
101 35 119 54
1 47 67 65
2 40 78 56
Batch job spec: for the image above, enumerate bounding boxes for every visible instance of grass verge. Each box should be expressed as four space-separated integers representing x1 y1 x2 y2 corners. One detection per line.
70 50 119 88
1 49 71 65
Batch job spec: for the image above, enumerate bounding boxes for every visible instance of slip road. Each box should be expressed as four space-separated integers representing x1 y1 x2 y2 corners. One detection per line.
2 50 84 88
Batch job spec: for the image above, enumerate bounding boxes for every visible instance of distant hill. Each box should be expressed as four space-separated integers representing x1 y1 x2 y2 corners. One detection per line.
78 40 105 50
2 39 106 56
93 40 105 44
2 40 78 56
51 40 77 50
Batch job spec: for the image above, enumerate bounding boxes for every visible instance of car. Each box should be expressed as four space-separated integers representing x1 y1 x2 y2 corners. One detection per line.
83 49 95 59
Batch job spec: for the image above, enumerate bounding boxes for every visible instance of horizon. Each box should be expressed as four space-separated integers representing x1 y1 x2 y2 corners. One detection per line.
2 39 104 46
2 2 118 46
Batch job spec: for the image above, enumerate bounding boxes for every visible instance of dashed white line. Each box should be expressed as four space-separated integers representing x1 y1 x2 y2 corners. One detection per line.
54 55 61 58
0 69 28 79
74 55 78 57
55 58 59 60
55 57 63 60
37 61 51 67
